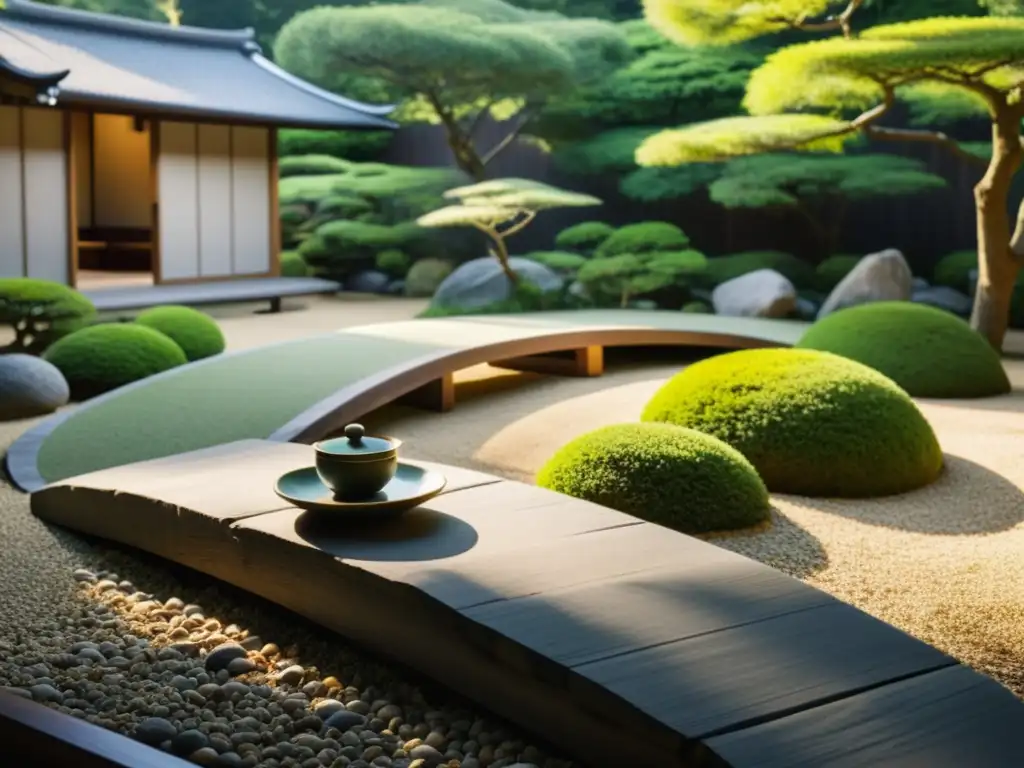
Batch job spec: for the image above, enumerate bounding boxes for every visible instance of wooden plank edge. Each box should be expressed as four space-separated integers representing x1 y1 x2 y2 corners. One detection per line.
0 690 194 768
491 345 604 377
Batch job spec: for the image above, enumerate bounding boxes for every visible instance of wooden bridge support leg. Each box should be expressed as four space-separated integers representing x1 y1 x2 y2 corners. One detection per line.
396 372 456 412
491 346 604 378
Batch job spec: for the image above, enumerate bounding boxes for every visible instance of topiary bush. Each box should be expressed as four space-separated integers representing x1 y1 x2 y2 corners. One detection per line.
814 254 861 293
44 324 188 399
524 251 587 275
315 194 375 220
594 221 689 259
404 258 454 298
134 305 225 362
554 221 616 253
642 348 944 498
280 251 310 278
536 422 770 535
0 278 96 355
681 300 711 313
698 251 815 291
375 249 411 279
278 154 353 178
796 301 1009 398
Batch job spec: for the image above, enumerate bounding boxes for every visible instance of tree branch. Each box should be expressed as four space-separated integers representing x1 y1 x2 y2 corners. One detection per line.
465 101 496 138
769 0 865 38
481 107 537 166
862 125 990 168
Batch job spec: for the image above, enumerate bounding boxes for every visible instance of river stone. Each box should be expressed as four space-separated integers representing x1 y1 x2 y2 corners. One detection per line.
0 353 69 420
430 257 563 310
323 710 367 732
346 270 391 294
912 285 973 316
171 729 209 756
912 276 930 291
205 642 247 672
818 248 912 318
135 717 177 746
712 269 797 318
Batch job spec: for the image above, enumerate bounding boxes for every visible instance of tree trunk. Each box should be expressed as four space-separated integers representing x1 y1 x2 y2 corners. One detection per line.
448 137 487 182
488 237 519 287
971 109 1022 350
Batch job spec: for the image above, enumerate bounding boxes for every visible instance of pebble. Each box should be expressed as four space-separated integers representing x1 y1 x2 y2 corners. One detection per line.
171 729 210 756
226 657 256 676
275 665 305 686
135 716 176 745
408 745 444 766
323 710 366 732
315 699 345 719
205 643 248 672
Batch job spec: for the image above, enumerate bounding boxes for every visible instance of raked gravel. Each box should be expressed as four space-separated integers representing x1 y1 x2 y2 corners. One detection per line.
1 310 1022 765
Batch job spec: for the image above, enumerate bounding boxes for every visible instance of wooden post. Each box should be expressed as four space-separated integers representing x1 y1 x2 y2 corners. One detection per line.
490 346 603 378
397 373 456 412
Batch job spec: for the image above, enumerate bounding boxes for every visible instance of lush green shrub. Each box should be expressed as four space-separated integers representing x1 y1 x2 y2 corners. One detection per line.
682 300 711 313
595 221 690 258
404 258 454 298
375 249 411 279
577 250 707 307
815 254 861 293
308 220 430 280
554 221 616 252
536 422 770 534
932 250 978 294
278 128 393 162
134 305 225 362
279 251 310 278
0 278 96 355
524 251 588 274
796 301 1009 398
278 154 353 178
43 324 188 399
697 251 815 291
641 348 944 498
315 194 374 220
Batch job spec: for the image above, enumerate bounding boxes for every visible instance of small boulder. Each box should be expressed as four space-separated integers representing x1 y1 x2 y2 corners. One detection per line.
386 279 405 295
431 257 563 311
0 354 70 420
912 276 930 291
912 285 973 316
818 248 912 319
712 269 797 318
345 270 390 294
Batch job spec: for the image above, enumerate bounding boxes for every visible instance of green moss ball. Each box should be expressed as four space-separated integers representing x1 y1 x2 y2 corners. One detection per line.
134 305 225 362
44 323 188 399
279 251 310 277
536 422 770 534
797 301 1009 398
641 348 943 498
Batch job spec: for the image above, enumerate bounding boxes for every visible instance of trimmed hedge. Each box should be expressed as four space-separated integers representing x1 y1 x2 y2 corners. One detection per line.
278 128 393 163
814 255 861 293
537 422 771 534
642 348 944 498
699 251 815 291
44 324 188 399
278 154 353 178
134 305 225 362
524 251 587 274
554 221 616 252
375 249 411 279
595 221 689 258
796 301 1009 398
280 251 310 278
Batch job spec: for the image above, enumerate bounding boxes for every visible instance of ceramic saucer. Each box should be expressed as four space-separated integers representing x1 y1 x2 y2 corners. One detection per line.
274 463 447 519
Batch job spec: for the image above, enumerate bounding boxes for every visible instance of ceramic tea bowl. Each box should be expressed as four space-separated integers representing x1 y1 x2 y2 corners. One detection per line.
313 423 403 501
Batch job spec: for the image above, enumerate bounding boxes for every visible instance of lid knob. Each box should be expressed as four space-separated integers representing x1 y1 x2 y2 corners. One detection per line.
343 423 365 446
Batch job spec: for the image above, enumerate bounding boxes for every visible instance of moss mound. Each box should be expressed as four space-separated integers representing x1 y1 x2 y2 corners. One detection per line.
134 306 225 362
537 423 770 534
375 249 411 278
641 348 943 498
0 278 96 353
279 251 310 277
814 254 861 293
700 251 815 291
44 324 188 399
405 258 454 297
796 302 1009 398
681 300 711 313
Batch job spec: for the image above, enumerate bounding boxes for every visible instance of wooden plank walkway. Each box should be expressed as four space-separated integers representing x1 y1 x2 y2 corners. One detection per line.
81 276 339 313
30 440 1024 768
6 311 805 492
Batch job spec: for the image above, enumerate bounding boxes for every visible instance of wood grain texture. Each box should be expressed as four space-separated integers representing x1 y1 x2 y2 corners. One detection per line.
574 601 955 739
0 690 194 768
706 664 1024 767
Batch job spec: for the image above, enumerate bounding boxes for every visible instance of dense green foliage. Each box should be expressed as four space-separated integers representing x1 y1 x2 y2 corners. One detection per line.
595 220 689 257
537 422 770 534
0 278 96 355
278 128 393 163
642 348 944 497
524 250 588 274
43 324 188 400
815 254 861 292
278 154 354 178
577 249 706 306
134 305 226 362
404 258 454 297
554 221 616 252
932 250 980 294
279 251 310 277
375 249 412 278
698 251 815 290
797 302 1010 398
275 0 632 179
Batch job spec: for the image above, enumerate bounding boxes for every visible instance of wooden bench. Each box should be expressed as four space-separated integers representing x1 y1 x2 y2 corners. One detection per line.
29 440 1024 768
77 228 153 272
80 276 341 314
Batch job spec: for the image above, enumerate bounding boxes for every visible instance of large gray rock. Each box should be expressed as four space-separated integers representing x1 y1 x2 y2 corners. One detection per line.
711 269 797 318
431 257 563 310
818 248 912 319
912 285 973 316
0 353 69 420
